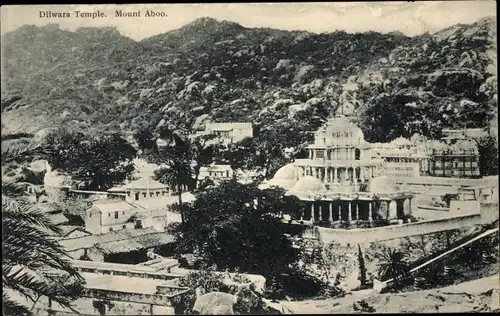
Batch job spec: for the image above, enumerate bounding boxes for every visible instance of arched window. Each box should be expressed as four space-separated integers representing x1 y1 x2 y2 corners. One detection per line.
355 148 361 160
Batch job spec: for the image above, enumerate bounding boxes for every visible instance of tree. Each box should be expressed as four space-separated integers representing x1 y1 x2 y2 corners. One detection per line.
2 141 85 316
154 161 192 223
357 244 367 287
174 180 300 279
225 126 298 179
140 128 222 191
44 128 136 190
476 135 499 176
375 247 410 286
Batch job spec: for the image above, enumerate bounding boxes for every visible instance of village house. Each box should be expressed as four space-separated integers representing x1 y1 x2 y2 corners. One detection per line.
108 177 172 202
198 164 234 186
194 121 253 145
84 178 186 235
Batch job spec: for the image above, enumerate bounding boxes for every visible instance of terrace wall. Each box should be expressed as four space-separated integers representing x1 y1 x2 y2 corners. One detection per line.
315 213 483 245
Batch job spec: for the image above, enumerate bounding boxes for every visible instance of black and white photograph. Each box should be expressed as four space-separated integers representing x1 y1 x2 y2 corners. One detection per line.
1 2 498 315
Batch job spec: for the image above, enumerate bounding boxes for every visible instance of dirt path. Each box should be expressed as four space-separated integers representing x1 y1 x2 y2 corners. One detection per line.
280 275 499 314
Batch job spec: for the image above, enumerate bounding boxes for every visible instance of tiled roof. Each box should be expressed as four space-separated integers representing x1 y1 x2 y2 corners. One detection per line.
59 227 165 251
49 213 69 225
98 233 175 254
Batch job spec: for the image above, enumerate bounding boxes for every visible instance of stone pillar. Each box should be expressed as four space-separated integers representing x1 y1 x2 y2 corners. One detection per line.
318 204 322 221
388 200 398 219
300 208 304 221
329 203 333 222
344 168 348 181
310 203 315 222
348 202 352 221
368 202 373 221
360 167 364 182
338 205 342 222
355 203 359 220
403 198 411 215
333 167 337 183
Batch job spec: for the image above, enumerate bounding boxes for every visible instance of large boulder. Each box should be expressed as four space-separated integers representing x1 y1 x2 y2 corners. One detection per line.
193 292 237 315
294 65 316 83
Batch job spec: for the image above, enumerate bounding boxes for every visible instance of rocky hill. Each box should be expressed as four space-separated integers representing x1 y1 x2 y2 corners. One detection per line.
1 17 497 145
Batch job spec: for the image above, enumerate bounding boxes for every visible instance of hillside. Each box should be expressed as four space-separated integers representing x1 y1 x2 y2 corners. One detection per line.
1 17 497 145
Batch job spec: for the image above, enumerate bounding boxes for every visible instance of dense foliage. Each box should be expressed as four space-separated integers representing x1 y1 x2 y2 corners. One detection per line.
173 180 301 279
2 17 496 162
43 128 137 190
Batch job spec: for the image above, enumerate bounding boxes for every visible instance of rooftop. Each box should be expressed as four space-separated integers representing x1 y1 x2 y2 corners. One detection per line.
132 193 196 211
92 200 143 214
59 227 169 252
201 164 233 172
108 178 168 192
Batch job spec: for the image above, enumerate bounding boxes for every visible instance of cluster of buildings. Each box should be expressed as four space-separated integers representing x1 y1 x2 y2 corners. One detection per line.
369 133 481 179
260 115 495 229
261 116 414 227
84 178 192 235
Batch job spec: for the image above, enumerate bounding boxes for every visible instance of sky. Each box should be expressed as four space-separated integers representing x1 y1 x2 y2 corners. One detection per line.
0 2 497 41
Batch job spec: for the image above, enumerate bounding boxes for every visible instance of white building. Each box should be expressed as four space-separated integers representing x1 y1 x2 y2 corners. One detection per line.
84 178 183 235
85 200 143 235
196 122 253 145
108 178 172 203
199 164 234 185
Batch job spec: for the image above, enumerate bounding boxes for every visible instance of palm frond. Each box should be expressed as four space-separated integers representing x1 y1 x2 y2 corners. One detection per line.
2 197 62 234
2 180 30 196
2 218 76 274
1 141 42 165
2 266 83 310
2 292 31 316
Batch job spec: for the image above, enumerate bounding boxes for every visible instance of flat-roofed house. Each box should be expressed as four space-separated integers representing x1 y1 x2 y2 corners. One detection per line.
203 122 253 145
108 178 172 203
85 200 144 235
199 164 234 185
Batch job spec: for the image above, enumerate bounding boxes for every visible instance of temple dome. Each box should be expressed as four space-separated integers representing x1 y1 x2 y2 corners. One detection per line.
288 176 327 196
264 164 297 190
273 164 295 180
313 115 364 146
368 176 400 194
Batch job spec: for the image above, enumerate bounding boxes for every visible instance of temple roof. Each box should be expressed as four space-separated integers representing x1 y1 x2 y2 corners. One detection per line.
288 176 327 196
368 175 401 194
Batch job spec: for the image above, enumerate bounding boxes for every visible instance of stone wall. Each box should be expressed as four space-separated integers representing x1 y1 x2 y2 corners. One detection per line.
315 214 482 245
313 223 485 290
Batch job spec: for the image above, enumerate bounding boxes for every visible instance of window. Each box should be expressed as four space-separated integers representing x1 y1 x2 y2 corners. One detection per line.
150 192 154 197
143 193 147 198
122 225 126 229
114 211 118 219
108 213 111 217
109 227 113 232
127 192 131 197
89 213 92 218
162 191 166 196
135 192 140 201
156 192 160 196
122 211 125 215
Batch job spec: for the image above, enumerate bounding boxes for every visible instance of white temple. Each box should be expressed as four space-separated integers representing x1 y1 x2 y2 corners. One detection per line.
262 115 414 227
